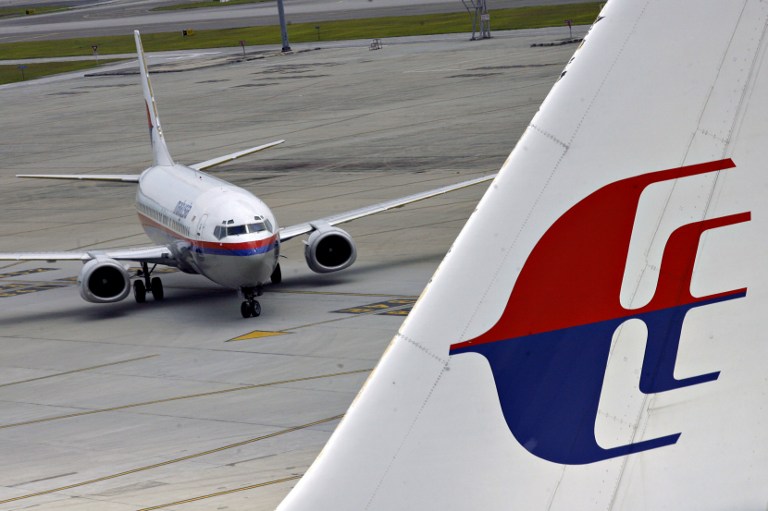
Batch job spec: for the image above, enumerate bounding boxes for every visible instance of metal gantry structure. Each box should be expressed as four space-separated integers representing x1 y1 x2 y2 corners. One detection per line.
462 0 491 40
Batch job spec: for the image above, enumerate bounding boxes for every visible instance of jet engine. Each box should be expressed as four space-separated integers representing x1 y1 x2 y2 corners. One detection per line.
78 257 131 303
304 226 357 273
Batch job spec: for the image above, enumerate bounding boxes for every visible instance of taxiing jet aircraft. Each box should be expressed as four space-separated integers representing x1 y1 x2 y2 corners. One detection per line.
0 31 494 318
276 0 768 509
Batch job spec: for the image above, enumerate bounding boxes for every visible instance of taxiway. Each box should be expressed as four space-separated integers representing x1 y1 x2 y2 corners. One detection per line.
0 28 582 510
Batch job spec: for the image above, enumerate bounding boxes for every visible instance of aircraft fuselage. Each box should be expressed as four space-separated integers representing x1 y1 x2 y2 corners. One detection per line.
135 163 279 290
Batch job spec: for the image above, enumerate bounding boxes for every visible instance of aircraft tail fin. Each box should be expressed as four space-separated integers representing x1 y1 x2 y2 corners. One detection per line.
277 0 768 509
134 30 174 167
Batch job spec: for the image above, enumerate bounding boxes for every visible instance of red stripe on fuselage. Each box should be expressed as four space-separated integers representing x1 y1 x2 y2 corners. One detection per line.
138 212 277 253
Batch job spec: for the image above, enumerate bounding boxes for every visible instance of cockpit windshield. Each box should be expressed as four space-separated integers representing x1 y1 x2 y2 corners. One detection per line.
213 216 273 240
247 222 266 233
227 224 248 236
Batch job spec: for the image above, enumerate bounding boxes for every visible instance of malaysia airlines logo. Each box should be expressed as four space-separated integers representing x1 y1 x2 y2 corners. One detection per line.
449 159 749 465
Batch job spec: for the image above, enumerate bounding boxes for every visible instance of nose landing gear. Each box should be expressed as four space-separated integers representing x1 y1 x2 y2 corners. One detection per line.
240 286 263 318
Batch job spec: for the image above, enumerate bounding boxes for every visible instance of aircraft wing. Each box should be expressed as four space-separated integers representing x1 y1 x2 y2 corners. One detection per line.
16 174 141 183
189 139 285 171
277 1 768 510
278 173 496 242
0 246 175 265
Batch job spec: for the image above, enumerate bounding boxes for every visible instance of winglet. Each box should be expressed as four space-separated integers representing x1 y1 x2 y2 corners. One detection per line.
134 30 174 167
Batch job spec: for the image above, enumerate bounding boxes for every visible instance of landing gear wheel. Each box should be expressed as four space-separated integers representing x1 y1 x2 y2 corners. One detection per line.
240 286 263 318
133 280 146 303
150 277 164 301
136 262 164 304
270 263 282 285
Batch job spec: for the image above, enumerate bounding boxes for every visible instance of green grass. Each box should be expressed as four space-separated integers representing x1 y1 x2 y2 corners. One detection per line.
0 2 600 59
0 5 68 18
152 0 272 12
0 59 120 85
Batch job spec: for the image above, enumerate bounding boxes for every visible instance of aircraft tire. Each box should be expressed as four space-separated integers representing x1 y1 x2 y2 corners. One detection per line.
151 277 164 301
133 280 146 303
241 301 252 318
251 300 261 317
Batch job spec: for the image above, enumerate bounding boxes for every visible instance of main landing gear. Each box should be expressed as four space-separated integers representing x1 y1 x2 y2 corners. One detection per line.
241 286 263 318
133 262 164 303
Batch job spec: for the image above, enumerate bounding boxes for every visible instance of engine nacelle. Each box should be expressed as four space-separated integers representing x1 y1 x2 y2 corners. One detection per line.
304 226 357 274
78 257 131 303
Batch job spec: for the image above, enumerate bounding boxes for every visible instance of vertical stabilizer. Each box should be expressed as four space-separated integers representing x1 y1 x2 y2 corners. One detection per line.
134 30 174 167
277 0 768 509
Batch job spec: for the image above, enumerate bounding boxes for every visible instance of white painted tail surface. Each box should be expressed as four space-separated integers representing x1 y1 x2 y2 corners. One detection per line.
277 1 768 509
134 30 174 167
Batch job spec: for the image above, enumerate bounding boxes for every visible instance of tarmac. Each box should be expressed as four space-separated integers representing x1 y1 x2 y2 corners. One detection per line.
0 28 582 510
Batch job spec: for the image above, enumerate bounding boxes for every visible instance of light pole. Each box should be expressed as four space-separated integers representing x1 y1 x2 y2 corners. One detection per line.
277 0 291 52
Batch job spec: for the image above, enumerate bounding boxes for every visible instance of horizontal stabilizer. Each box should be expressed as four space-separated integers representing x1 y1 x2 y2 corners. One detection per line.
190 139 285 171
16 174 141 183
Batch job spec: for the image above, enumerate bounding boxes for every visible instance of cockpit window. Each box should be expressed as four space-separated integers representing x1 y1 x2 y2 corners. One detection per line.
247 222 266 233
214 216 273 239
227 225 247 236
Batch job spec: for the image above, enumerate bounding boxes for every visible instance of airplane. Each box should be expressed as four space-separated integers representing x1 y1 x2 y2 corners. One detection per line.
275 0 768 509
0 30 494 319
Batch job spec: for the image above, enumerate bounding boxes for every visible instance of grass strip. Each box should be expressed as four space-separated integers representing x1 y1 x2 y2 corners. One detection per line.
0 59 121 85
0 3 600 59
0 5 68 19
153 0 272 12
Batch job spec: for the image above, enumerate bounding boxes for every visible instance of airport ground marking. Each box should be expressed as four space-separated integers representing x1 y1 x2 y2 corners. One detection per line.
0 414 342 505
0 354 158 389
267 289 418 299
285 301 417 332
0 267 57 279
0 368 370 430
228 330 288 341
136 475 302 511
333 298 417 316
231 295 417 341
0 281 70 297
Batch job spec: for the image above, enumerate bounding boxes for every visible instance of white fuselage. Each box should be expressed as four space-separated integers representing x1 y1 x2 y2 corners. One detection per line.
135 163 279 290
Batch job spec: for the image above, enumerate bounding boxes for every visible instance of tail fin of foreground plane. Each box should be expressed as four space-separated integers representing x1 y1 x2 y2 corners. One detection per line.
134 30 174 167
277 0 768 509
